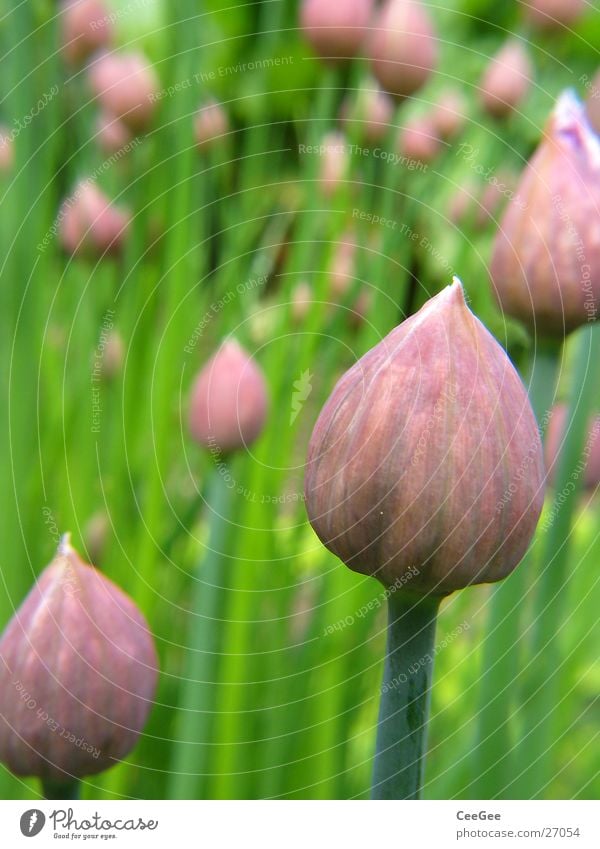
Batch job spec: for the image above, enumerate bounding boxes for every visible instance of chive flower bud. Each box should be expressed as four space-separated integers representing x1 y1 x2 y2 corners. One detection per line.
490 91 600 337
95 111 133 156
479 40 533 119
194 100 230 152
399 116 442 165
188 339 268 455
368 0 438 100
431 89 467 140
0 537 158 781
59 181 131 256
340 80 394 145
61 0 113 66
88 51 159 132
545 404 600 491
522 0 585 31
300 0 373 62
305 279 545 595
0 127 14 173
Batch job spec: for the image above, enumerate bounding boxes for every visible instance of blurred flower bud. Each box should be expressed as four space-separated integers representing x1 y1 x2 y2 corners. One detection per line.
300 0 373 62
194 99 230 152
95 111 133 156
291 281 314 323
340 80 394 145
368 0 438 100
305 279 544 595
491 91 600 336
61 0 112 66
475 171 518 227
0 537 158 781
59 181 131 256
94 328 124 380
83 511 109 564
447 180 479 227
349 289 372 328
545 404 600 491
88 51 159 132
189 339 268 454
432 89 467 140
329 230 357 297
399 116 442 164
523 0 585 31
479 40 533 119
0 127 14 173
319 131 350 197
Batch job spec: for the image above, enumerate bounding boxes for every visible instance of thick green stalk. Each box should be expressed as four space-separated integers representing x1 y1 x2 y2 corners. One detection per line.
371 592 440 799
472 343 560 799
516 324 600 797
168 468 233 799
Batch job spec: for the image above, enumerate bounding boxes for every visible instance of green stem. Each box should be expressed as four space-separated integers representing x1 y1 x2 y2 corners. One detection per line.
472 342 561 799
371 592 440 800
168 466 233 799
41 778 81 800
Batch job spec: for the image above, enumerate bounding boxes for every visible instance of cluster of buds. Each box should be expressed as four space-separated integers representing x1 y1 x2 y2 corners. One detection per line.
0 538 158 781
59 181 131 256
305 279 545 595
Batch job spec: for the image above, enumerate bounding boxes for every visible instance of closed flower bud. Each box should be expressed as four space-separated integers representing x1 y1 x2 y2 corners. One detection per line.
399 116 441 164
291 281 314 323
0 127 14 173
479 40 532 119
95 328 124 380
88 51 159 132
59 181 131 256
194 99 230 151
305 279 544 595
0 537 158 781
95 111 133 155
432 89 467 140
83 511 109 564
368 0 438 100
300 0 373 62
329 230 357 297
319 131 350 197
61 0 113 66
340 80 394 145
490 91 600 336
189 339 268 454
545 404 600 491
522 0 585 31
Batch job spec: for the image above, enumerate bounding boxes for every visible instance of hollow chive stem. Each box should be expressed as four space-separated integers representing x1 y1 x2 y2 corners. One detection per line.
41 779 80 800
472 341 561 799
168 465 233 799
371 592 440 800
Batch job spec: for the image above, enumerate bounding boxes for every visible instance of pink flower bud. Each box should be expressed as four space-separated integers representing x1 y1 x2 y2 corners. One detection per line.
340 80 394 145
479 40 533 119
368 0 438 100
0 538 158 781
95 111 133 155
585 69 600 134
59 181 131 256
300 0 374 62
545 404 600 491
291 281 314 323
305 279 545 595
188 339 268 454
0 127 14 173
61 0 113 66
399 116 442 164
522 0 586 31
194 100 230 152
318 131 350 197
329 230 357 297
490 91 600 336
88 51 159 132
432 89 468 140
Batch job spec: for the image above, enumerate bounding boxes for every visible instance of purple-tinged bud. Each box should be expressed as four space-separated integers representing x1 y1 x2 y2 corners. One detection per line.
59 181 131 256
340 80 394 145
0 127 14 173
490 91 600 337
305 279 545 596
432 89 467 140
194 99 230 152
479 40 533 119
318 131 350 197
522 0 586 31
61 0 113 66
368 0 438 100
95 111 133 156
300 0 373 62
0 537 158 781
188 339 268 454
88 52 159 132
545 404 600 491
399 116 442 164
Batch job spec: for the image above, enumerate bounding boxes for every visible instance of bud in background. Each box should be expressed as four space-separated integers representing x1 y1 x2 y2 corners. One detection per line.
59 181 131 256
432 89 467 140
491 91 600 337
95 111 133 156
189 339 268 454
329 230 357 297
399 116 442 165
522 0 586 31
88 51 159 132
61 0 113 66
318 131 350 197
291 281 314 324
305 279 544 595
83 511 109 565
97 328 125 380
0 127 14 173
479 40 533 119
194 100 230 152
300 0 373 62
340 80 394 145
585 69 600 134
0 537 158 782
545 404 600 491
368 0 438 100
